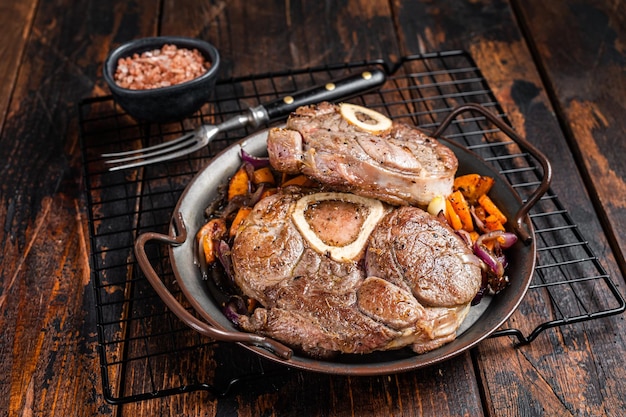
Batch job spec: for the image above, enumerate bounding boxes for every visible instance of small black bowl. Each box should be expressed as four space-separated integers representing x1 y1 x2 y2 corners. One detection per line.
103 36 220 122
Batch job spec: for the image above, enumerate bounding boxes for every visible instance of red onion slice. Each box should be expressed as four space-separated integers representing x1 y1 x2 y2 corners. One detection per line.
473 242 504 277
473 230 517 279
476 230 518 249
216 239 235 285
223 295 247 323
470 206 488 233
455 229 473 246
241 149 270 168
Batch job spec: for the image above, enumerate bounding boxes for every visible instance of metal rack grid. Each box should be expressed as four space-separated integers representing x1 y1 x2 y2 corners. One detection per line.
79 51 625 404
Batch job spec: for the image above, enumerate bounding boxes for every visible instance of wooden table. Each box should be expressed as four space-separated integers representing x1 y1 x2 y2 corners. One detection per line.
2 0 625 416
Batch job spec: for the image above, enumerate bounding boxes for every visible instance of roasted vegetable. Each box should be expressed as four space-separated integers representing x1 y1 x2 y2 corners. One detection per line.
259 187 278 200
453 174 495 203
447 190 474 232
281 174 312 187
229 206 253 238
227 165 251 201
473 230 518 293
241 149 270 169
197 218 228 264
427 195 447 217
252 166 276 185
478 194 507 225
484 214 506 232
445 197 463 231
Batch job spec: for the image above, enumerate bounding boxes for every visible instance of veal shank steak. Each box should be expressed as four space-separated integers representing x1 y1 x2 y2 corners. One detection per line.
267 102 458 207
230 189 482 358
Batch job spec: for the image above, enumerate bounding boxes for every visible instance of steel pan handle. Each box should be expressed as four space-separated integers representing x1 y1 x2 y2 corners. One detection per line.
134 212 293 360
431 103 552 244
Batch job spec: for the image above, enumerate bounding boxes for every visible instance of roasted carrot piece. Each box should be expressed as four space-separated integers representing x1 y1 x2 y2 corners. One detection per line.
247 298 258 314
445 197 463 231
484 214 506 232
478 194 507 224
252 166 276 185
469 231 480 243
197 218 227 264
227 165 251 201
281 174 310 187
229 206 253 237
448 190 474 232
454 174 495 203
259 187 278 200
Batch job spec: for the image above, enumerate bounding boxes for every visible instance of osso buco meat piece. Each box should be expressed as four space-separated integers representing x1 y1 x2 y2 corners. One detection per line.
230 189 482 358
267 102 458 207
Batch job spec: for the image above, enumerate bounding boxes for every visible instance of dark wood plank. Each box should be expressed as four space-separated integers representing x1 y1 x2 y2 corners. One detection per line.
502 1 626 415
161 0 402 78
0 192 101 416
514 0 626 281
119 355 483 416
0 0 161 415
0 0 37 129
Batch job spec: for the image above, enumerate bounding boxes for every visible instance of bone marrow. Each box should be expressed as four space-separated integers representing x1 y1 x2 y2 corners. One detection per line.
291 192 386 262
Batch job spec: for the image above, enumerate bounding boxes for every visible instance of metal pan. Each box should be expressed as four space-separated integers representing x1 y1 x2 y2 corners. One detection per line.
135 103 552 375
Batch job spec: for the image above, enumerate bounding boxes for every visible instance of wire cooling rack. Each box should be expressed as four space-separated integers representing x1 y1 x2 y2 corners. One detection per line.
79 51 625 404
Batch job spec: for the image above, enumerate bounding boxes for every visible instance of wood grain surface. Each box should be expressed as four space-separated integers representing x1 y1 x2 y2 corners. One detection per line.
1 0 624 416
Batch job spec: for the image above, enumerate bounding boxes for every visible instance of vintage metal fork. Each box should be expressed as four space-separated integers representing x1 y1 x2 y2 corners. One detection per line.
102 69 386 171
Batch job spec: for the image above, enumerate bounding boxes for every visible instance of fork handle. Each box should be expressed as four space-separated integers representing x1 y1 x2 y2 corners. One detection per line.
263 68 386 120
